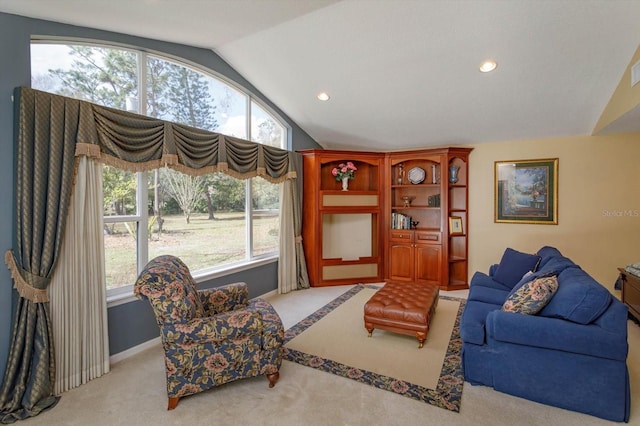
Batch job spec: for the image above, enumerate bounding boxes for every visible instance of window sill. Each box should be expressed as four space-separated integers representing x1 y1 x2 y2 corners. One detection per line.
106 255 279 308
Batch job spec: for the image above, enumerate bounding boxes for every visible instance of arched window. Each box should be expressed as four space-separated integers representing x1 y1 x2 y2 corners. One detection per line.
31 41 288 301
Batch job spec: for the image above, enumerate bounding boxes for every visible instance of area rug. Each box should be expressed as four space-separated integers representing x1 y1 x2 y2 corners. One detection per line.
283 284 466 412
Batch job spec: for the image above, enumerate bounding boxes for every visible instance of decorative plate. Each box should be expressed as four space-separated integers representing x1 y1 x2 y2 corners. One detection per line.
408 167 425 184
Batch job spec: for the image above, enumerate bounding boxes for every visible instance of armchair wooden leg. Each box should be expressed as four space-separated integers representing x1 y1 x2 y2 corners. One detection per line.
266 372 280 388
168 396 180 410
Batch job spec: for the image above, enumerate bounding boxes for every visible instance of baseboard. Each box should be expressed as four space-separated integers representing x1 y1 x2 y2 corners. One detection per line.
259 289 277 298
110 336 161 364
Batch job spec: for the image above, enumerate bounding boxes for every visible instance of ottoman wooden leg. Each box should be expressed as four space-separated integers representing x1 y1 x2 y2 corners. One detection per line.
365 322 374 337
416 331 426 348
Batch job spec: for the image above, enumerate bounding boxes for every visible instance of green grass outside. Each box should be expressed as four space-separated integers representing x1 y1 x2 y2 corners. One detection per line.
104 211 279 289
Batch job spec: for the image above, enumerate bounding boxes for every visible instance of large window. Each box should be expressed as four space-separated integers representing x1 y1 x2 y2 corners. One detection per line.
31 41 288 297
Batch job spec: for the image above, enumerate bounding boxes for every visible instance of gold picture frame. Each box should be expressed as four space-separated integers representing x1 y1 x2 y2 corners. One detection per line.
495 158 558 224
449 216 464 235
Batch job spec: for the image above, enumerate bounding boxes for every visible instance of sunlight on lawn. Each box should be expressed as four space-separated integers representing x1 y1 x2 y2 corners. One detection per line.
104 212 278 289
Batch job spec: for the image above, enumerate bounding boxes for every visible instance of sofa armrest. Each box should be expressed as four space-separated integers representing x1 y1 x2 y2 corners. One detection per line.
162 308 262 345
199 282 249 315
486 310 628 361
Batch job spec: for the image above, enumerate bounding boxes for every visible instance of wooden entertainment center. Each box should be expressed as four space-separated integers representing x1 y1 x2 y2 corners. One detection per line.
300 147 472 290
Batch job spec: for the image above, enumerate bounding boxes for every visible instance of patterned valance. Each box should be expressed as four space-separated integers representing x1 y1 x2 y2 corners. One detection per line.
19 87 297 183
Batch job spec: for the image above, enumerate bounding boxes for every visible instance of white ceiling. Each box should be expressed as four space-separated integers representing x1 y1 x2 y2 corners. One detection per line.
1 0 639 151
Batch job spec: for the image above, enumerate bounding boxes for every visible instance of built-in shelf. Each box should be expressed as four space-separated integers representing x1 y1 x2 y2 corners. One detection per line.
386 148 472 290
300 149 385 287
300 147 472 290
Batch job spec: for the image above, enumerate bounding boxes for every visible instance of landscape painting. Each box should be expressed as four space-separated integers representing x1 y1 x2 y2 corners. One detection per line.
495 158 558 224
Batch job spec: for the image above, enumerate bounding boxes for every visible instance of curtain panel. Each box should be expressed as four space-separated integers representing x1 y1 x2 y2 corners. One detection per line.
277 152 310 293
0 87 78 423
1 87 307 423
71 89 297 182
49 157 110 395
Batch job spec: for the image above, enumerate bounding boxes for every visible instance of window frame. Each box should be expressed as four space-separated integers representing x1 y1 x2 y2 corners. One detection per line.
30 38 290 306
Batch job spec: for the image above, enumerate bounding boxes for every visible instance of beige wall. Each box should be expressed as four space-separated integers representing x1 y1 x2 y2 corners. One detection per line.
467 132 640 293
594 44 640 134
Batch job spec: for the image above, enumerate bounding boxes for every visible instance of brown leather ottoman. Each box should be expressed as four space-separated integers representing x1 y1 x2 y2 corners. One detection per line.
364 281 439 348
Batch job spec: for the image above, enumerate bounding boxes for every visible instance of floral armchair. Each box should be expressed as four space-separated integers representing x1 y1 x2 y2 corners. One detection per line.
133 255 284 410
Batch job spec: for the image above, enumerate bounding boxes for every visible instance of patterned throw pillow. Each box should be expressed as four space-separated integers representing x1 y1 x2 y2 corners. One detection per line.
507 269 559 300
502 275 559 315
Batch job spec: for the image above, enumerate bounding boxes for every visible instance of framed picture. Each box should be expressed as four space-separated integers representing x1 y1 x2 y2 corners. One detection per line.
449 216 464 235
495 158 558 224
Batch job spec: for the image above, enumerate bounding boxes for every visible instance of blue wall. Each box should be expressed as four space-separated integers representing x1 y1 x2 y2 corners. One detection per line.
0 12 321 378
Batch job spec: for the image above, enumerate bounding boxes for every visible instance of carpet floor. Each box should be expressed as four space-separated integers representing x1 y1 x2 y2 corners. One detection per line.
17 284 640 426
284 285 465 411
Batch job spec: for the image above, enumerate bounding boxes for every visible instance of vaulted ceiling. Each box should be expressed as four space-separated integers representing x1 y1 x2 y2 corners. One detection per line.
1 0 639 151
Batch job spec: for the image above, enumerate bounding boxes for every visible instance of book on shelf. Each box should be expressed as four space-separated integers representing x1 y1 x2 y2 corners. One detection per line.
391 212 412 230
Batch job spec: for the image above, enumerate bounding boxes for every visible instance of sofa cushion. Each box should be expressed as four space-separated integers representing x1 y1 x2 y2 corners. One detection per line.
493 248 541 288
538 268 612 324
488 263 499 277
536 246 563 269
537 255 579 275
502 275 559 315
535 246 580 275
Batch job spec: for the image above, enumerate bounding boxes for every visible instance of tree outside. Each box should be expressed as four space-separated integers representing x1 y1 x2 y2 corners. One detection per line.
32 43 281 289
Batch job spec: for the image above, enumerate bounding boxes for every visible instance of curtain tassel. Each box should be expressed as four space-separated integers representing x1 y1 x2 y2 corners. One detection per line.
4 250 50 303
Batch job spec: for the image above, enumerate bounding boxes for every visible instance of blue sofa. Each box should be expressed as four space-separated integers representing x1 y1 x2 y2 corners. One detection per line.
461 246 630 422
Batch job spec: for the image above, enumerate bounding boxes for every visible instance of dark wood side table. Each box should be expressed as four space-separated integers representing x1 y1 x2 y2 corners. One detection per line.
618 268 640 321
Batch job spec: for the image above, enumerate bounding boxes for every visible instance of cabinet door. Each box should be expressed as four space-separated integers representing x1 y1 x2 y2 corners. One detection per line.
415 244 442 285
389 242 414 281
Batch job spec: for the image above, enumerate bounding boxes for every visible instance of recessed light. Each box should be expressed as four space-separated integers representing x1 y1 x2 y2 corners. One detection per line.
317 92 330 101
479 60 497 73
